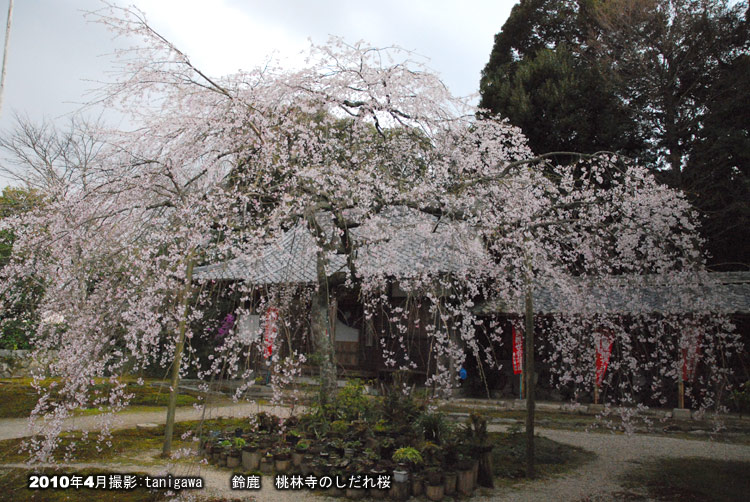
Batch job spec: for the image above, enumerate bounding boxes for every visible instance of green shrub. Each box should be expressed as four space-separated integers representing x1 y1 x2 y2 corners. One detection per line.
416 411 452 443
392 446 423 468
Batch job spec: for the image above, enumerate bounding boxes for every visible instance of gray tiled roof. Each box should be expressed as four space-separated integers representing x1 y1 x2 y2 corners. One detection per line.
475 272 750 315
193 222 347 284
193 206 491 284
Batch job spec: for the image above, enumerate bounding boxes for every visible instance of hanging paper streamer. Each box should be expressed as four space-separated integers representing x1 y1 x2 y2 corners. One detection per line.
595 330 614 387
681 329 702 382
263 307 279 359
512 325 523 375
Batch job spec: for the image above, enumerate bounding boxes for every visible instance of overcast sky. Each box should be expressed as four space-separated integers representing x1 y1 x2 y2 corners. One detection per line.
0 0 516 188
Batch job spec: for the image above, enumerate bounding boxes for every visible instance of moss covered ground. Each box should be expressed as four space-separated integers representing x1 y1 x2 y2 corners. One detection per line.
620 457 750 502
0 378 202 419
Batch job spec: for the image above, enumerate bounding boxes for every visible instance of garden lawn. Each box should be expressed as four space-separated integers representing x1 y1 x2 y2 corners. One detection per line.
622 457 750 502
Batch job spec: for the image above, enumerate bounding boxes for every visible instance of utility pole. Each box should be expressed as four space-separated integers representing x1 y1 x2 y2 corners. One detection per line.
0 0 14 116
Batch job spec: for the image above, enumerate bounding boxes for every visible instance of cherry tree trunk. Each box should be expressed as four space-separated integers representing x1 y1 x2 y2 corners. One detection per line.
162 253 195 456
311 250 337 402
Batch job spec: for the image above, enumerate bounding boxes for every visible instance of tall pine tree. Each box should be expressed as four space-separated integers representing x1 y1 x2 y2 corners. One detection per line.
480 0 749 269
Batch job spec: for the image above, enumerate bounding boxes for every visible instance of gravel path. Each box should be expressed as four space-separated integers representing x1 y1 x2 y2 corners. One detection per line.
479 425 750 502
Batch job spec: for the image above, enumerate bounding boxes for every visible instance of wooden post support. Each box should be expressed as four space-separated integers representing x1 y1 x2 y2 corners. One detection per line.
594 384 599 405
524 284 535 478
678 379 685 409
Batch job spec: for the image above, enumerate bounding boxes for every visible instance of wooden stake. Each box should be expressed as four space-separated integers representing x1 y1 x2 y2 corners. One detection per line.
678 379 685 409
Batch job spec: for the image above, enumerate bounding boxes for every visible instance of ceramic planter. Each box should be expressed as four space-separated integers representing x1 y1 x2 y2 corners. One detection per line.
392 470 408 484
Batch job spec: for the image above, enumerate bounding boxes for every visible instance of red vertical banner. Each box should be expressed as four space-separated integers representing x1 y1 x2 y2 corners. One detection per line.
595 330 614 387
681 329 702 382
263 307 278 359
512 325 523 375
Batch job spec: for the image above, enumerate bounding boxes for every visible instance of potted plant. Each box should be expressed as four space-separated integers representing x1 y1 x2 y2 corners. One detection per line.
227 437 245 468
286 429 302 446
373 420 390 437
392 447 423 471
260 451 274 474
379 437 396 460
456 453 474 495
392 447 422 492
392 467 409 484
329 419 349 438
369 466 388 500
331 438 346 456
424 465 444 501
274 446 292 473
329 469 346 497
424 465 442 486
420 441 444 467
344 440 361 458
256 411 279 433
443 469 458 496
293 439 310 467
242 441 261 471
217 439 232 467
